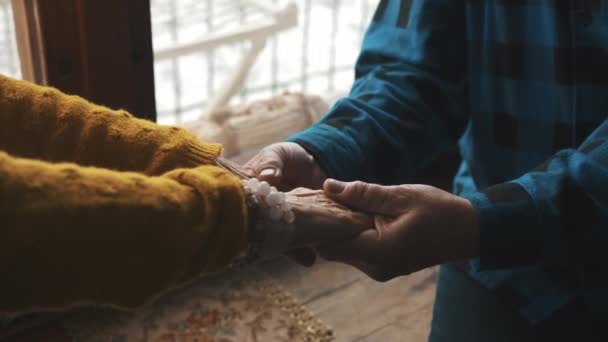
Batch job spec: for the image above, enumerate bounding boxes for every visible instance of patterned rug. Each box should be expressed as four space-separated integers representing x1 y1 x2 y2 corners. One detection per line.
0 269 333 342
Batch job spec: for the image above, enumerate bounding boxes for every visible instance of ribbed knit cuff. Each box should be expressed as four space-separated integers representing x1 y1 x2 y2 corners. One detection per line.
179 139 224 167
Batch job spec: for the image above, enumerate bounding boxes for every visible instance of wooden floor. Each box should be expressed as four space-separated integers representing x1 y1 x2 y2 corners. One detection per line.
255 257 439 342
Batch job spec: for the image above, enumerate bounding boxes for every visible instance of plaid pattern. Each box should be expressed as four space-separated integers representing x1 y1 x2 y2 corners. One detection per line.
289 0 608 327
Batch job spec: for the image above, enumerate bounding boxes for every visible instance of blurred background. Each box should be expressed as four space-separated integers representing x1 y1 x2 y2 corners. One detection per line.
0 0 20 79
0 0 377 124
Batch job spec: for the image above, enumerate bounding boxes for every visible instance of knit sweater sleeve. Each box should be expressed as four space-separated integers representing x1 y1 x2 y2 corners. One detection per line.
0 151 248 313
0 74 220 175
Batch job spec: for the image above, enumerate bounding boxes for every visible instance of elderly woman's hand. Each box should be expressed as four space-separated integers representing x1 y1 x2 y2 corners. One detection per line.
242 179 373 265
286 188 374 248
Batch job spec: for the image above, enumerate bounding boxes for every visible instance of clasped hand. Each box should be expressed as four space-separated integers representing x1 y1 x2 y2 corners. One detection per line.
246 143 480 281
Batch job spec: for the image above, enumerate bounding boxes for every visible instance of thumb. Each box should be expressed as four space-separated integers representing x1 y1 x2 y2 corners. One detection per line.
323 179 395 215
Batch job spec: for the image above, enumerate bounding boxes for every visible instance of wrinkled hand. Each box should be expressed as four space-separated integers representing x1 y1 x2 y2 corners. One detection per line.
317 180 480 281
244 143 329 265
243 142 328 191
287 188 374 248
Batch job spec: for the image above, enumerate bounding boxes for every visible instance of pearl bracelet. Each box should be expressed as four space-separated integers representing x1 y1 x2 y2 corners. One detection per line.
242 178 295 224
231 178 296 268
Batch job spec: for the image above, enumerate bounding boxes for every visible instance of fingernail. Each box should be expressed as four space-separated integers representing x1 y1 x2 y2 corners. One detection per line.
260 168 276 177
326 179 345 194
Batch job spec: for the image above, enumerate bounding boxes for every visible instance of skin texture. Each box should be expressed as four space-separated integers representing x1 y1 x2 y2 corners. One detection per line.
218 156 373 254
243 142 328 191
286 188 374 248
244 142 329 264
245 143 481 277
318 180 480 281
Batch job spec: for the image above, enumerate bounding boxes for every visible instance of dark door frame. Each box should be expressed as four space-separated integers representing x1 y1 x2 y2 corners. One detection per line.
12 0 157 121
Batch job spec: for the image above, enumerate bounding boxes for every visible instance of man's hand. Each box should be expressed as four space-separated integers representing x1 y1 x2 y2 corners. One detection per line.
243 142 328 191
317 180 480 281
244 142 329 266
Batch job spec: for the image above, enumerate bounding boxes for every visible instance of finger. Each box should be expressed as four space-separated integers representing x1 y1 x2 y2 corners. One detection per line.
323 179 399 215
285 248 316 267
244 146 285 186
316 228 381 263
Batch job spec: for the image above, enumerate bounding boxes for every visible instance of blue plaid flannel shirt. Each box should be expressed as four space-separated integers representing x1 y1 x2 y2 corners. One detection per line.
289 0 608 328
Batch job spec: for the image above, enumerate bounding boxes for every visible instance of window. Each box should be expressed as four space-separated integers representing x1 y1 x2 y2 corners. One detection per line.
0 0 21 79
151 0 377 125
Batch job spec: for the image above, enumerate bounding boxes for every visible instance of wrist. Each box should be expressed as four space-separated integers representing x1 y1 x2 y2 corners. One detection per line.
294 142 329 189
236 179 296 266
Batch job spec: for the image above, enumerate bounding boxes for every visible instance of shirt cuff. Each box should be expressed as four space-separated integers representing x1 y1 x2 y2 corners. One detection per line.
463 182 544 270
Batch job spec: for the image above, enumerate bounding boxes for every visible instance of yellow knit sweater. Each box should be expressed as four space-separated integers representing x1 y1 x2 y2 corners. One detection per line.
0 75 248 313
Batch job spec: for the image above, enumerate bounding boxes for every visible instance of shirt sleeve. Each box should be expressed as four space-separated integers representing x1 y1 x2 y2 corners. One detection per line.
288 0 469 184
463 118 608 274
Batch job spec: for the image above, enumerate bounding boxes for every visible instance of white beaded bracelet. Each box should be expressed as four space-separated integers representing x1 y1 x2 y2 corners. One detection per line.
231 178 296 267
242 178 295 224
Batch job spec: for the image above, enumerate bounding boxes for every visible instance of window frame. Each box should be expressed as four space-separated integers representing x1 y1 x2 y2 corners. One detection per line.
11 0 157 121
